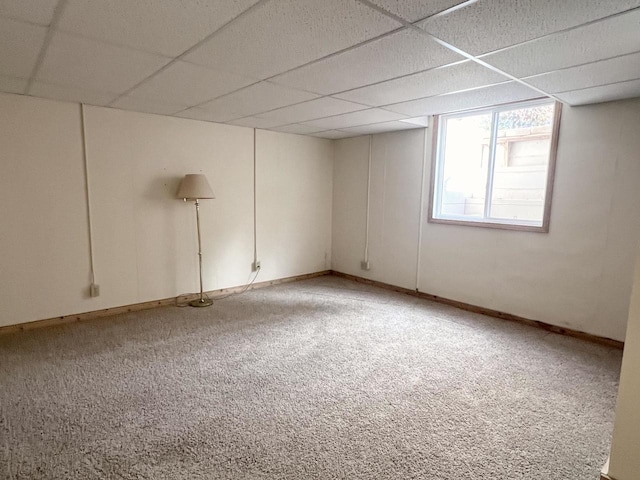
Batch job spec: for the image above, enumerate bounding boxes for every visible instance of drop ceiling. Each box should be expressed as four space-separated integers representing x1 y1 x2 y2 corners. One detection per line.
1 0 639 138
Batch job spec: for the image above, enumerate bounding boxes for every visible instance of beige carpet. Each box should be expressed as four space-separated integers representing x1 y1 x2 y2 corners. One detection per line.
0 275 622 479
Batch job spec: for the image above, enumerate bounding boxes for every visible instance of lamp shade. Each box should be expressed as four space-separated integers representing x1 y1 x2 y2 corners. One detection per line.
176 174 215 200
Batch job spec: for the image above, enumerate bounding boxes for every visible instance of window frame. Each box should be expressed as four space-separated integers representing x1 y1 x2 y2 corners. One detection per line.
428 98 562 233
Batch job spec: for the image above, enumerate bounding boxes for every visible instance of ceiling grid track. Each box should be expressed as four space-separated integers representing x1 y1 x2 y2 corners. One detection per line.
24 0 68 95
355 0 567 105
1 0 638 137
107 0 273 106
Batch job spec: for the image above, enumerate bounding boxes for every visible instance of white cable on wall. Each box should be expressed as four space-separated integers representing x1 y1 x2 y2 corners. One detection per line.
253 128 258 266
415 124 430 292
178 128 260 306
363 135 372 264
80 103 97 287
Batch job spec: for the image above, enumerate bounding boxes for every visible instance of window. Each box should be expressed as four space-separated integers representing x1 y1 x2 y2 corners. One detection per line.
429 99 561 232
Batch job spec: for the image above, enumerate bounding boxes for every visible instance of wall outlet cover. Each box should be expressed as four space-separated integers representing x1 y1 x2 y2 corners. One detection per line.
361 260 370 271
252 260 261 272
90 284 100 297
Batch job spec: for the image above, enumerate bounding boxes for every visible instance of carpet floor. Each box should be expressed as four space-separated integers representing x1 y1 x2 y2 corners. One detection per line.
0 275 622 479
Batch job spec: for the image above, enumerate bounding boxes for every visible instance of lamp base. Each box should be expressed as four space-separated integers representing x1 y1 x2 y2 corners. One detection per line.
189 298 213 307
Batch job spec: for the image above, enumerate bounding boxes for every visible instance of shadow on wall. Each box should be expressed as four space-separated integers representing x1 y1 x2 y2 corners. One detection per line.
144 175 183 202
142 175 186 294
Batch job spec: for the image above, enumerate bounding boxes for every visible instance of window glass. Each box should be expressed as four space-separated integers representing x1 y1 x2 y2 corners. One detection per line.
490 104 554 222
431 100 560 231
439 113 491 219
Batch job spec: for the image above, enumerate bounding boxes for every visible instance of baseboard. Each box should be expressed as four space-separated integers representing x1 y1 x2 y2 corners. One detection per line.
330 271 624 350
1 269 624 350
600 458 615 480
0 270 331 335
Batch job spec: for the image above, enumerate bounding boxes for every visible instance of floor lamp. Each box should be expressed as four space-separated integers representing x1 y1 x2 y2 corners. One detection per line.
177 174 215 307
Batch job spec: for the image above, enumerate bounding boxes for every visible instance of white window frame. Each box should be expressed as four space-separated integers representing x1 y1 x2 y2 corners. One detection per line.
428 99 562 233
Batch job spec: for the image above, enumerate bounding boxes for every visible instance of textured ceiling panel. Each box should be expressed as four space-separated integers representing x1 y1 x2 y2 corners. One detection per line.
175 107 224 123
365 0 468 22
0 0 59 25
525 52 640 94
0 1 638 135
482 10 640 78
30 82 117 106
557 78 640 106
58 0 260 57
335 60 508 106
111 96 187 115
271 124 326 135
226 116 287 129
301 108 406 130
310 130 356 139
270 29 461 95
37 33 169 93
400 116 430 126
384 82 542 116
126 61 256 108
0 17 46 78
0 74 26 94
256 97 368 124
420 0 640 56
196 82 319 122
184 0 400 80
340 120 419 135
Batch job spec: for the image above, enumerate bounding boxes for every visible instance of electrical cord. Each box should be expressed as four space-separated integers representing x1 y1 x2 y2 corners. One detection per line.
213 265 262 301
175 266 261 307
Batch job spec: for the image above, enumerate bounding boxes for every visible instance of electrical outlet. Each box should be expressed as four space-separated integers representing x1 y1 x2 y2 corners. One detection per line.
252 260 261 272
90 283 100 297
361 260 370 271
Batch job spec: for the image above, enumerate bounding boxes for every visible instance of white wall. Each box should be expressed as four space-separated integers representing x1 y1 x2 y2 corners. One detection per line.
332 129 425 290
0 92 333 328
332 98 640 342
0 94 92 324
256 130 333 281
608 246 640 480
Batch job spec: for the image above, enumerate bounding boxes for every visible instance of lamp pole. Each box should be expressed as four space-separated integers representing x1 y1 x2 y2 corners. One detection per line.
191 198 212 307
177 173 215 308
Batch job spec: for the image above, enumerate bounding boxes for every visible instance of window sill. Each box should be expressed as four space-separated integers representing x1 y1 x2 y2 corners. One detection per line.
427 216 549 233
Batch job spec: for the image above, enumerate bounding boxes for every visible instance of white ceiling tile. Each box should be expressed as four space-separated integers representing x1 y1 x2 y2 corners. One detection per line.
127 61 256 108
257 97 368 124
175 107 226 123
58 0 260 57
557 79 640 106
365 0 468 22
112 96 185 115
482 10 640 78
0 0 58 25
184 0 400 79
419 0 640 56
226 116 287 129
271 29 462 95
310 130 356 139
0 17 46 78
271 124 326 135
400 116 430 126
30 82 117 106
525 52 640 94
384 82 543 116
335 60 508 106
0 74 27 94
37 32 169 94
301 108 406 130
340 120 420 135
196 82 319 122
